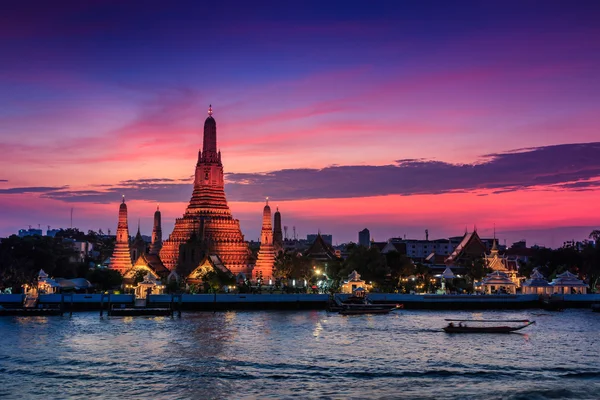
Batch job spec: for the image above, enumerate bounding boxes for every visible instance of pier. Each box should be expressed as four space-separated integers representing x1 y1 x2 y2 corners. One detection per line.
1 293 600 312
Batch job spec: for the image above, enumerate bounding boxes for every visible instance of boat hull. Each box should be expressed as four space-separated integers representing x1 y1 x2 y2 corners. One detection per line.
443 326 517 333
443 321 535 333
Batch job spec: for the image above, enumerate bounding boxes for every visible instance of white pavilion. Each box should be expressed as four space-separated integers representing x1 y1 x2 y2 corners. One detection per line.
134 273 165 299
481 271 517 294
550 271 588 294
521 268 552 295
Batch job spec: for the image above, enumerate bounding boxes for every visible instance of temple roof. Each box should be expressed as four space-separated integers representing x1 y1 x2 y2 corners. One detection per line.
347 270 363 282
133 253 169 275
522 269 550 287
481 271 516 286
370 241 387 251
441 267 455 279
551 270 588 287
445 230 486 264
305 233 337 260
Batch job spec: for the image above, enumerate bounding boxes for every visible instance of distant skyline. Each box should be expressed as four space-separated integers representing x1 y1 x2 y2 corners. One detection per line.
1 1 599 247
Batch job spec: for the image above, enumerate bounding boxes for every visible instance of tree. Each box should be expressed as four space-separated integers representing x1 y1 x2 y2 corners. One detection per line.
459 256 490 288
582 232 600 292
386 251 414 287
340 245 389 288
86 268 123 291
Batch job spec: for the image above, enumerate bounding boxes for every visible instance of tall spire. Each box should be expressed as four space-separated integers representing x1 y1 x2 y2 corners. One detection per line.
273 205 283 254
150 204 163 255
202 104 217 155
254 199 275 282
160 106 249 275
109 197 132 274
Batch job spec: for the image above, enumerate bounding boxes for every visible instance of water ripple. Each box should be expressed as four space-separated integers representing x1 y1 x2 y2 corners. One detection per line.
0 309 599 399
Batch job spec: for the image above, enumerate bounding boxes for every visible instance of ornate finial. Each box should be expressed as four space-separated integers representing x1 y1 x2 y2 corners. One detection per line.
208 104 213 116
276 206 279 212
137 219 141 233
266 196 269 205
157 203 160 211
122 194 125 204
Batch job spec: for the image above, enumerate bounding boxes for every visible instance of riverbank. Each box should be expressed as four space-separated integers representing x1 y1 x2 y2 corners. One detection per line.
1 293 599 311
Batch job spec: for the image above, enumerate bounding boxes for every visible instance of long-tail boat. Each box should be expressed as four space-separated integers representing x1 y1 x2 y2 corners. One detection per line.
443 319 535 333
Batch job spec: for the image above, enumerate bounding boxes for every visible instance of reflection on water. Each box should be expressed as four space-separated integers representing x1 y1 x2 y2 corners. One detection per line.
0 309 599 399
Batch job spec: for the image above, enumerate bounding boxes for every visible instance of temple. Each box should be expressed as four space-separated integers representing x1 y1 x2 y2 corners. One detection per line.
108 106 251 286
484 238 522 286
159 106 250 276
108 197 133 274
445 229 487 266
253 198 276 282
149 205 162 255
273 206 283 255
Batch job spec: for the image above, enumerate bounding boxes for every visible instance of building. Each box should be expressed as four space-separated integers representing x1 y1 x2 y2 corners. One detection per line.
160 106 251 277
340 270 372 294
305 233 338 263
108 197 133 274
18 228 43 237
484 239 523 287
445 230 488 266
149 205 162 255
46 229 61 237
550 271 588 294
70 241 94 263
273 207 283 255
481 271 517 294
307 234 332 246
388 237 463 260
358 228 370 248
109 106 251 285
521 268 552 295
253 199 276 282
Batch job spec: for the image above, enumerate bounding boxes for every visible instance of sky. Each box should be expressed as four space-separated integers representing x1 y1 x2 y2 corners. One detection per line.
1 0 599 247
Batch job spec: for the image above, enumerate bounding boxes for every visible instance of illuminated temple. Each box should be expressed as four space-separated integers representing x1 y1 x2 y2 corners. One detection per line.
108 197 133 274
253 199 276 282
109 106 252 284
160 106 251 277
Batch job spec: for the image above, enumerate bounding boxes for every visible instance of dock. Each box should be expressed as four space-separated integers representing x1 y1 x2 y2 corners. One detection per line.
1 293 600 312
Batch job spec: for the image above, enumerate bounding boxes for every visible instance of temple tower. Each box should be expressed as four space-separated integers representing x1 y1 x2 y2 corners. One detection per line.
253 198 276 282
131 221 146 261
273 206 283 254
160 106 250 275
109 197 133 274
150 205 162 255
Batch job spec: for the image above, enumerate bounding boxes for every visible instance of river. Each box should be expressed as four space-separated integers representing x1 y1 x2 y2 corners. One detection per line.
0 309 598 399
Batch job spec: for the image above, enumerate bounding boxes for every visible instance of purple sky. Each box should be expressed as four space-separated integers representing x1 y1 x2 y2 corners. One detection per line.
0 1 599 247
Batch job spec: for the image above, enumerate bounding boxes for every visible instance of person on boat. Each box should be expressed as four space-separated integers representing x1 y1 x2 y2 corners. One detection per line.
448 322 454 328
458 322 463 327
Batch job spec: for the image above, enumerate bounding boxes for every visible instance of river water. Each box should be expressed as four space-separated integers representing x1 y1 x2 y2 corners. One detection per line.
0 309 598 399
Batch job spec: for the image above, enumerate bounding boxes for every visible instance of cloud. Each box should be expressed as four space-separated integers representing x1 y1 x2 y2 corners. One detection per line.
0 186 67 194
224 142 600 201
41 178 192 203
31 142 600 203
0 179 7 182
